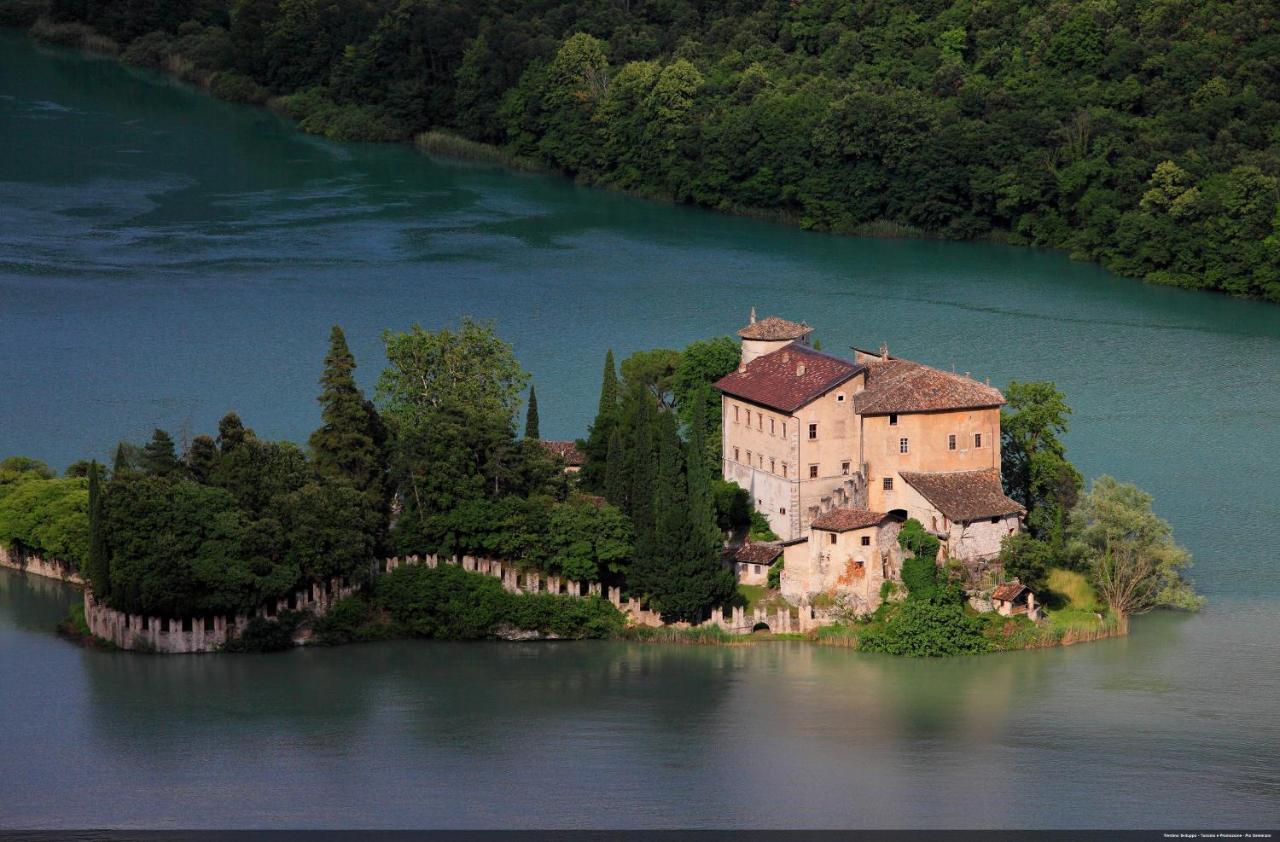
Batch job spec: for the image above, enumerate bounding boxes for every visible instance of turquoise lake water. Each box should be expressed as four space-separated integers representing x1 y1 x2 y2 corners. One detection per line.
1 32 1278 829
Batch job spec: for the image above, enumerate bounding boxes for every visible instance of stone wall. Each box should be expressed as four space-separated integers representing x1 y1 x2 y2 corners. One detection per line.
84 576 358 654
0 542 83 586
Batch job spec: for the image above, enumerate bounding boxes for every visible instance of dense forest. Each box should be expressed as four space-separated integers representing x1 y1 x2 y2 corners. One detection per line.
8 0 1278 301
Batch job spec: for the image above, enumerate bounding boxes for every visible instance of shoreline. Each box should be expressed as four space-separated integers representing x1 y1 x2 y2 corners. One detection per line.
17 22 1266 307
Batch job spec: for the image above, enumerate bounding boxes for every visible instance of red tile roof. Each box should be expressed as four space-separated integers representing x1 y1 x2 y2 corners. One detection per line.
854 356 1004 415
898 469 1025 522
725 543 784 564
992 581 1029 601
540 440 585 466
738 316 813 341
810 507 890 532
714 343 860 413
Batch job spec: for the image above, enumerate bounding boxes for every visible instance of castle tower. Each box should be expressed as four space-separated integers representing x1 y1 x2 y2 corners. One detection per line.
737 309 814 365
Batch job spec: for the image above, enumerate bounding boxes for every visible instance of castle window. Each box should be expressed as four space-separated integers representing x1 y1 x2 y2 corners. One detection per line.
975 432 983 448
829 533 837 545
770 418 775 435
809 464 819 479
754 565 762 575
836 392 845 402
734 405 739 423
770 458 776 473
808 423 818 440
782 462 788 478
780 507 786 515
948 434 957 451
782 423 787 438
889 413 898 426
861 536 871 546
758 415 763 431
733 447 740 462
746 450 752 465
759 454 764 468
841 461 850 475
745 409 751 426
883 477 893 491
899 437 909 453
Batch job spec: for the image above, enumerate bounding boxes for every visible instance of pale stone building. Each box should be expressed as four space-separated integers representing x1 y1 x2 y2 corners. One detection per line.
780 508 902 615
715 311 1024 610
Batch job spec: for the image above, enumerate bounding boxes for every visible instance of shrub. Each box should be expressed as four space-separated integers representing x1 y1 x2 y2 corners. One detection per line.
311 596 390 645
859 600 991 657
210 71 270 104
225 612 303 653
766 558 782 589
121 30 173 68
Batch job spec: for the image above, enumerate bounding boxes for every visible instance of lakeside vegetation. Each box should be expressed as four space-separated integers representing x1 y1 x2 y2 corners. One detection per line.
7 0 1279 302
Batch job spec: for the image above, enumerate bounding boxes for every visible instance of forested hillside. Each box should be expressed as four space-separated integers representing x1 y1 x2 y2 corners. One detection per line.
18 0 1280 301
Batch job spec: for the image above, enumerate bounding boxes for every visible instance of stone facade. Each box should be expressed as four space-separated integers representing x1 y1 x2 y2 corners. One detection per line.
0 542 83 586
780 519 903 615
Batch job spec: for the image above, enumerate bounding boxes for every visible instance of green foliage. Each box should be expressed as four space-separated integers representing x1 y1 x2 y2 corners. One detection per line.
580 349 619 491
897 518 942 600
308 325 389 517
139 429 179 477
374 563 622 639
1001 381 1082 541
86 462 109 595
311 596 390 645
223 612 302 653
546 496 632 582
0 473 90 566
859 600 991 657
711 479 749 532
747 510 778 541
1071 476 1202 613
620 348 681 408
997 532 1051 594
671 336 738 457
766 558 783 590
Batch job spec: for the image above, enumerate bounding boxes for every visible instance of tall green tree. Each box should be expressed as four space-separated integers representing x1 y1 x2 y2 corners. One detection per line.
524 384 540 440
309 325 388 511
580 349 619 490
1001 381 1082 542
139 429 179 477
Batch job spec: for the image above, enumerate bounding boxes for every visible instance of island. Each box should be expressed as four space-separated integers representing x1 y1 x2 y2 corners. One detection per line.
0 314 1200 656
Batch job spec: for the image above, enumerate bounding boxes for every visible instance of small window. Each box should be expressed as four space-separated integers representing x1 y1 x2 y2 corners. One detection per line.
770 418 775 435
861 536 871 546
782 462 788 478
883 477 894 491
780 507 786 515
782 423 787 438
809 464 819 479
758 415 763 431
829 533 837 545
754 564 762 575
745 409 751 426
899 437 909 454
758 454 764 468
889 413 898 426
948 434 957 451
770 458 776 473
808 423 818 440
836 392 845 403
733 447 740 462
734 406 740 423
746 450 752 464
975 432 983 448
841 461 850 476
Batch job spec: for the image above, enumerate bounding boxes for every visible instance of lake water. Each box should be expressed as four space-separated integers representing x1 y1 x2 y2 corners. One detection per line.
1 32 1279 829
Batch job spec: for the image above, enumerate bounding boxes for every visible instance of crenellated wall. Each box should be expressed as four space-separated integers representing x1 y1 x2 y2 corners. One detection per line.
0 542 83 586
84 576 359 654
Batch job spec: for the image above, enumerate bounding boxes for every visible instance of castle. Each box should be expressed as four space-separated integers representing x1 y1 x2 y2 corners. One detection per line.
714 311 1023 613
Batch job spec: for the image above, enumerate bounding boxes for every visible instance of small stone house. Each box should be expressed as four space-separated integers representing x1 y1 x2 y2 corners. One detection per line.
990 580 1042 621
724 542 783 586
896 469 1023 561
540 440 586 474
780 507 903 615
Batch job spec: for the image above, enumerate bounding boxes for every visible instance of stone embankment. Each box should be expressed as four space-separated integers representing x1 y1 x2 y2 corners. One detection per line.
0 543 83 586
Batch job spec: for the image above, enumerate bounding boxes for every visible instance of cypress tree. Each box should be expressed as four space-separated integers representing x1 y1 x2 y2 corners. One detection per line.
85 461 110 598
524 384 540 439
217 412 247 453
679 409 736 619
309 326 388 510
645 411 690 617
111 442 135 478
625 387 660 595
580 349 619 490
139 429 178 476
604 427 626 509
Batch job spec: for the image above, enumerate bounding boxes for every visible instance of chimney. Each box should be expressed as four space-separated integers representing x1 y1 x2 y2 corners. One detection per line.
796 363 806 376
749 306 757 325
738 362 747 374
879 342 889 360
782 351 790 363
